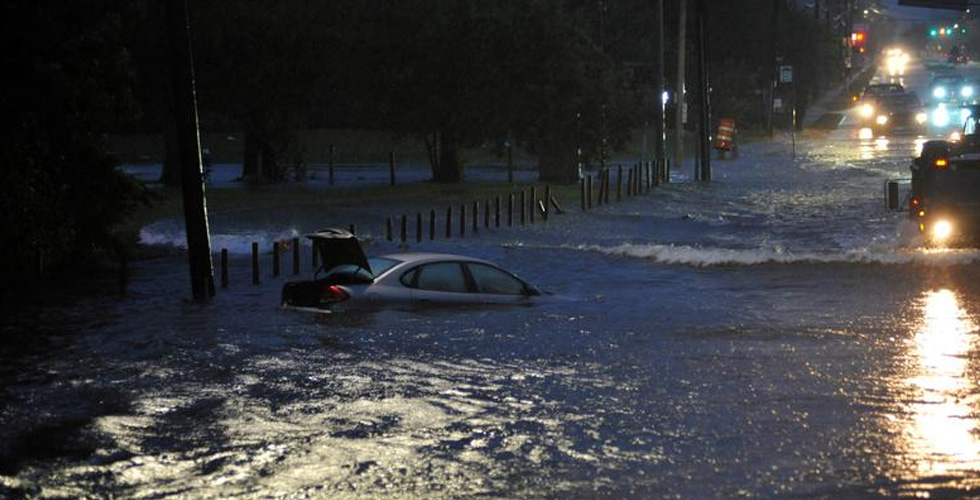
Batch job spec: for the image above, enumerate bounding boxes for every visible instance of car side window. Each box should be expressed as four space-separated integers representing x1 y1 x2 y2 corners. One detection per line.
414 262 469 293
400 267 419 287
466 263 527 295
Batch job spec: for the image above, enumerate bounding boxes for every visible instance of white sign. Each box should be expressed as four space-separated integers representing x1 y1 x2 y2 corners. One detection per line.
779 65 793 83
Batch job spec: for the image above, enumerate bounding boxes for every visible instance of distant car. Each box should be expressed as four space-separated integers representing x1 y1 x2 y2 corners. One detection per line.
930 74 972 105
861 92 928 136
281 228 542 312
857 83 905 121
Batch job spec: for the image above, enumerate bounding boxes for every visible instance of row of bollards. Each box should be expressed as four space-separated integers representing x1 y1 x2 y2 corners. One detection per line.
580 160 665 211
382 186 563 243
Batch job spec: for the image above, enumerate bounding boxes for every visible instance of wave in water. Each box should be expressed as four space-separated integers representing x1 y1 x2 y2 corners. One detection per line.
566 242 980 267
140 220 302 254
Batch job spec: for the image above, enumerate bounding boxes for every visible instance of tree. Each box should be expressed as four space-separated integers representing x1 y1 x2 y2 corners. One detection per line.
0 0 146 290
190 0 333 183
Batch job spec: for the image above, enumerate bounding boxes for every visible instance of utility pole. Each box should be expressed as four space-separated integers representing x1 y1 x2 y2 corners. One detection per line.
653 0 666 183
165 0 214 301
767 0 780 137
673 0 687 181
695 0 711 182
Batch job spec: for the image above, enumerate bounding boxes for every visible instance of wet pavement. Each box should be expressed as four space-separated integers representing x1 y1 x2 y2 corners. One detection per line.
4 63 980 499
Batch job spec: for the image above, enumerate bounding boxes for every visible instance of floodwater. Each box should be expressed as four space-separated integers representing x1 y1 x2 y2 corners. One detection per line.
4 65 980 499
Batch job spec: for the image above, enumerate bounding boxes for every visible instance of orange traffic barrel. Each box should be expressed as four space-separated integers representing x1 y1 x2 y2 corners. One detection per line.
714 117 735 151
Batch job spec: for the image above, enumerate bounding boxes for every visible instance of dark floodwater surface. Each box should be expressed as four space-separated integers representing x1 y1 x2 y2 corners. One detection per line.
5 69 980 499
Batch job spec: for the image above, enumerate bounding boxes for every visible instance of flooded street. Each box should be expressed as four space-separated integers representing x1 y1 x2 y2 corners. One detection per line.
5 66 980 499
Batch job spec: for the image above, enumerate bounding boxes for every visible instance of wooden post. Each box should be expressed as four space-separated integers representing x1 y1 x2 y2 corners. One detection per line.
507 141 514 183
389 152 396 186
529 186 536 224
273 241 281 277
617 165 623 201
580 178 587 211
221 248 228 288
602 171 612 205
484 199 490 228
472 201 479 233
252 242 260 284
386 216 393 241
446 206 453 238
543 185 551 221
588 175 595 209
292 237 300 275
429 209 436 240
400 214 408 243
416 212 423 242
495 196 501 227
508 193 514 226
460 203 466 237
520 190 527 225
329 144 335 186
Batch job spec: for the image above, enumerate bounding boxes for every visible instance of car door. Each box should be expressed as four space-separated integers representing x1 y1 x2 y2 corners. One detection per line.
407 262 473 306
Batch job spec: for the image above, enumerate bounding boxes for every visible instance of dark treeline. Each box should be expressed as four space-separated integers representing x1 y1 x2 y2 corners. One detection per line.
1 0 858 292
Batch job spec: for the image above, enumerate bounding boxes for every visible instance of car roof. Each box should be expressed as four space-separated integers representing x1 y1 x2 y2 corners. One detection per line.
379 252 495 266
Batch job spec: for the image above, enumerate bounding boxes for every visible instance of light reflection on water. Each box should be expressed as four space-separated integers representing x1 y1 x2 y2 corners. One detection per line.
902 289 980 487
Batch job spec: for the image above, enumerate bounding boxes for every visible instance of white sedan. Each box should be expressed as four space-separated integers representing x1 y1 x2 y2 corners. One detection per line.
281 229 541 312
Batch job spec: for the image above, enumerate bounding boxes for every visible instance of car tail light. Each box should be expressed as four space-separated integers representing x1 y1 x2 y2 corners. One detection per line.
935 158 949 169
319 284 349 304
910 197 920 208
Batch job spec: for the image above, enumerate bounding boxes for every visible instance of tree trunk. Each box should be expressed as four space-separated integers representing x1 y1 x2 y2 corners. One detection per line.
242 130 279 183
431 130 463 183
537 135 578 184
242 129 260 182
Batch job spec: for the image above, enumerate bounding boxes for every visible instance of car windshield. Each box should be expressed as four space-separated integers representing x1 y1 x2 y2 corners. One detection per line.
864 84 902 97
877 94 920 107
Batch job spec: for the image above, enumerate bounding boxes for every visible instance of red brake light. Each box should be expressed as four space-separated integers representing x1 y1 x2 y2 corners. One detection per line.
935 158 948 169
911 197 920 207
320 284 349 303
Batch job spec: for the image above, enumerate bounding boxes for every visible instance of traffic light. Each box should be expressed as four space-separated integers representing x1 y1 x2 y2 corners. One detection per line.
929 27 939 37
852 31 867 53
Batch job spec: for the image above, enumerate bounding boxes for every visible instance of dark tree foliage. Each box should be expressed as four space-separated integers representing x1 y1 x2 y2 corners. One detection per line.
0 0 146 291
331 0 633 183
190 0 334 183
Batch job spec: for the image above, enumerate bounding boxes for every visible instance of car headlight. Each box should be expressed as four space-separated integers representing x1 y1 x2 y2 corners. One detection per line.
933 106 950 127
860 104 874 118
916 112 928 124
933 86 947 99
951 131 962 141
933 220 953 241
876 115 889 125
962 86 974 98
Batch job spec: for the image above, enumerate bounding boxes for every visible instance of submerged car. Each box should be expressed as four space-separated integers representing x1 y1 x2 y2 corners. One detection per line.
899 105 980 246
281 228 542 311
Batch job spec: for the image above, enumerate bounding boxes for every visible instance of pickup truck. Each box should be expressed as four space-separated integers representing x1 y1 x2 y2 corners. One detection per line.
897 104 980 246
